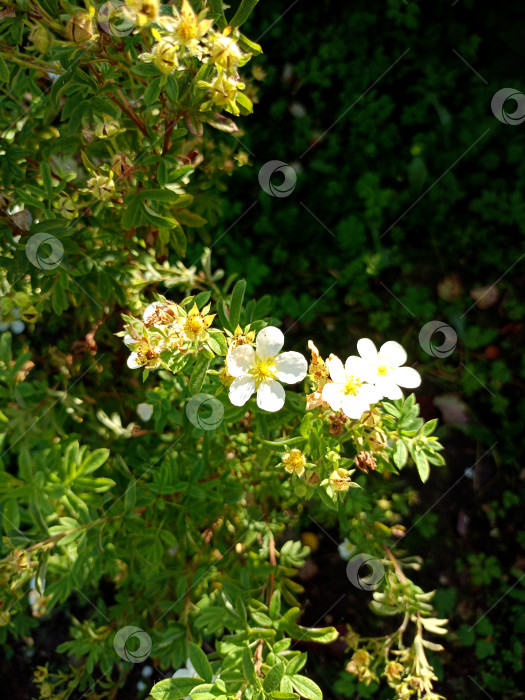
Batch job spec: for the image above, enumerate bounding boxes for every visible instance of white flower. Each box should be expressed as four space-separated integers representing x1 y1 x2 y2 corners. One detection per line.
0 307 25 335
321 354 381 419
136 403 154 421
338 538 356 561
355 339 421 400
226 326 307 412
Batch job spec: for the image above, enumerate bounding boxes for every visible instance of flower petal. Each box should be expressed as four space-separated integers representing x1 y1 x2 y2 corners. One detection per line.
256 380 285 412
341 394 372 419
124 333 138 348
374 377 403 400
127 352 142 369
227 345 255 377
322 382 343 411
229 375 256 406
143 301 161 323
390 366 421 389
137 403 154 421
326 354 346 384
379 341 407 368
344 355 371 381
256 326 284 357
274 351 308 384
357 338 378 363
359 382 383 405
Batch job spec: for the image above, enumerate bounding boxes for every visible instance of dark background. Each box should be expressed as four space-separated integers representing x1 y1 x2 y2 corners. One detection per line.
194 0 525 696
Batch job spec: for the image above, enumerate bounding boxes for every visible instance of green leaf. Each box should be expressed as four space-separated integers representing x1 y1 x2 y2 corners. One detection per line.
188 643 213 683
229 279 247 329
131 63 161 77
166 74 180 103
176 209 207 228
122 196 142 230
238 32 262 54
242 647 257 684
299 412 313 439
210 0 227 29
207 330 228 356
235 91 253 115
150 678 202 700
40 161 53 195
140 188 185 203
188 353 211 395
269 590 281 620
2 499 20 534
229 0 260 27
413 448 430 483
393 439 408 469
290 675 323 700
217 299 233 332
144 77 162 106
285 653 307 676
281 621 338 645
263 662 285 693
78 448 110 476
0 54 10 83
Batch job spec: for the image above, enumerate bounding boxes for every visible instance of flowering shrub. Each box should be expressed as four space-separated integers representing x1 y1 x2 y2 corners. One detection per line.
0 1 450 698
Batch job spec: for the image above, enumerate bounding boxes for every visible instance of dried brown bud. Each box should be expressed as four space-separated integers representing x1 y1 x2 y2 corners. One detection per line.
354 450 377 473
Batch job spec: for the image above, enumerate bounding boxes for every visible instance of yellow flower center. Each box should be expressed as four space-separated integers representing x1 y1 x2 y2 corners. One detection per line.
377 364 389 376
178 17 197 41
344 375 362 396
186 317 204 335
250 355 276 387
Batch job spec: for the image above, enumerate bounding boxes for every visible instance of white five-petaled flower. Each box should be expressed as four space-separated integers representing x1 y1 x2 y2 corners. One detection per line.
355 338 421 400
227 326 307 412
322 354 382 419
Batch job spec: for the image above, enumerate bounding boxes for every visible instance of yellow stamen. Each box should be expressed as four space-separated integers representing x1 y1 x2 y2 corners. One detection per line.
250 355 276 387
377 364 389 376
344 375 362 396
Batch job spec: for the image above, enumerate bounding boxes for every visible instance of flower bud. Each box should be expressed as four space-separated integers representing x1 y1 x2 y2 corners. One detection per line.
211 34 242 70
66 11 94 43
282 449 306 477
29 25 52 53
88 174 115 201
353 450 377 473
152 39 178 75
329 468 352 491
